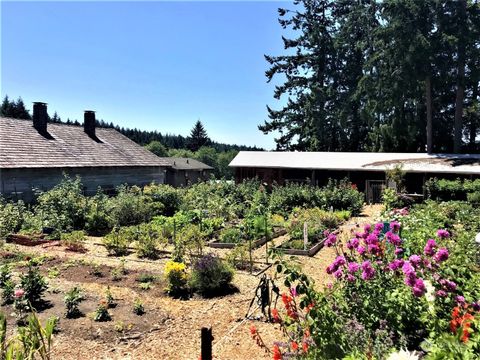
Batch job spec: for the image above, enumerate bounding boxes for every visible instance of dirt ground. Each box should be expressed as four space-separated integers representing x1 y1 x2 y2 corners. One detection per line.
0 205 383 360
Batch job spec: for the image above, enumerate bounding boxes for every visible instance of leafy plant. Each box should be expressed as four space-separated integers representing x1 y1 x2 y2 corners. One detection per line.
64 287 84 318
189 254 234 296
105 287 116 308
93 301 111 322
1 280 15 305
103 227 130 256
0 198 28 239
20 263 47 305
60 230 86 252
218 227 242 244
109 185 153 226
133 298 145 315
0 265 11 287
0 311 56 360
29 175 87 238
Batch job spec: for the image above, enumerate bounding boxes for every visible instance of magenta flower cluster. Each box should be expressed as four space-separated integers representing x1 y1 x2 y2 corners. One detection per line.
325 221 458 300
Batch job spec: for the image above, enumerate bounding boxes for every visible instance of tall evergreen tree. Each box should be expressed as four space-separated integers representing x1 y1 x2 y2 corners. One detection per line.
187 120 210 151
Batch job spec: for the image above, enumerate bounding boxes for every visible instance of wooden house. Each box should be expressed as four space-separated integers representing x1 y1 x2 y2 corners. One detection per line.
0 103 170 201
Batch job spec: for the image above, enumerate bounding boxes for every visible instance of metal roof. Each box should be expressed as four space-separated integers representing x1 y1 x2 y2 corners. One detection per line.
229 151 480 174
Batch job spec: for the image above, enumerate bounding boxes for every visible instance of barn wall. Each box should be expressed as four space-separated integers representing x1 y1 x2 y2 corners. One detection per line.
165 169 212 187
0 166 166 202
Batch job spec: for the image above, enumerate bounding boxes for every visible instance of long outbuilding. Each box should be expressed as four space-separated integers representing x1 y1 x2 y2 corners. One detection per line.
0 103 211 201
229 151 480 203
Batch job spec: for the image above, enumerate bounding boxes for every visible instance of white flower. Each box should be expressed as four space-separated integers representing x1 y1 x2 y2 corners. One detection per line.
386 349 420 360
424 279 435 303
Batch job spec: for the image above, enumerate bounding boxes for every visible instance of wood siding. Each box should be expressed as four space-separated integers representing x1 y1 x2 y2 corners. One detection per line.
0 166 166 202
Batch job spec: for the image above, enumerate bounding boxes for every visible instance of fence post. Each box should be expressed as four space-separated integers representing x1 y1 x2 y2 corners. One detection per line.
201 327 213 360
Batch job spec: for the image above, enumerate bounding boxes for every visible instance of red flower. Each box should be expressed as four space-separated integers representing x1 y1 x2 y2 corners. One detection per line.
291 341 298 351
273 344 282 360
302 341 309 353
450 306 475 343
271 308 280 322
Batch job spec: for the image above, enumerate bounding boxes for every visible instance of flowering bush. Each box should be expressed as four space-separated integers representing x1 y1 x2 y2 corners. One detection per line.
164 260 188 296
189 254 234 296
255 215 480 359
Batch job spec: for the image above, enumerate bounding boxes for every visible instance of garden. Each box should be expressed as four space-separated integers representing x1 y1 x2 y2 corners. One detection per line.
0 175 364 359
0 176 478 359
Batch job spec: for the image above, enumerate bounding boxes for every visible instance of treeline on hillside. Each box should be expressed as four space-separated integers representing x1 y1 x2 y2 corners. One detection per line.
0 96 260 178
262 0 480 153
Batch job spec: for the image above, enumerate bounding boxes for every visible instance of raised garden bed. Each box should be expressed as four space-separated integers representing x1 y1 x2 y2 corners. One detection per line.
276 237 326 257
6 233 55 247
208 228 287 249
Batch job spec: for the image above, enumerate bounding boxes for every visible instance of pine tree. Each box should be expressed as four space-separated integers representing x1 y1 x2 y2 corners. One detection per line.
187 120 210 151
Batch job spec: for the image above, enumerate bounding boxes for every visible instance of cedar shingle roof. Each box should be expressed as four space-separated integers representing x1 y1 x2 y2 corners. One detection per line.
0 117 171 169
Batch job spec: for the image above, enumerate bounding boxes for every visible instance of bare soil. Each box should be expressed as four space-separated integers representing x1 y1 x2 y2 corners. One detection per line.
0 205 383 360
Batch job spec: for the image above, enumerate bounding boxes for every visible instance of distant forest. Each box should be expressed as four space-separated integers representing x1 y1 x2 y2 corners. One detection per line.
0 95 259 152
1 95 261 178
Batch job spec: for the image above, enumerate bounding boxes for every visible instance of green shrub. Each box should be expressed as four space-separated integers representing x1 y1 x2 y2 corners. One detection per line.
109 185 153 227
143 184 182 216
93 302 111 322
64 287 84 318
20 263 48 305
0 265 11 287
164 260 188 296
226 244 251 270
103 227 130 256
0 198 28 239
29 175 87 238
60 230 86 251
219 227 242 244
189 254 234 295
425 178 480 201
1 280 15 305
131 223 167 259
84 190 113 236
286 207 345 241
173 224 205 262
466 191 480 205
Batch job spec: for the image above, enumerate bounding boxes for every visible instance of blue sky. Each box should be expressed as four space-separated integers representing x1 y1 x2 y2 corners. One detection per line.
1 1 293 149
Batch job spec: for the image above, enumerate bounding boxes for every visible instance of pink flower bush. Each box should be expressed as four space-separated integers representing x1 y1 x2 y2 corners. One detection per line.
325 221 459 299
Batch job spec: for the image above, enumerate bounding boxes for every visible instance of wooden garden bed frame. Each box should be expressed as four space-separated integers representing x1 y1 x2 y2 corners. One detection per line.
208 228 287 249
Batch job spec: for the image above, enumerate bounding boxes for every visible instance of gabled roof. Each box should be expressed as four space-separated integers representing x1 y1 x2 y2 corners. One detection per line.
0 117 171 169
164 157 213 170
229 151 480 174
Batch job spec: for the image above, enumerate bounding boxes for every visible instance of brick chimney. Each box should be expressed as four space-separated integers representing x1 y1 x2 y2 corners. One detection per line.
84 110 96 138
33 102 48 134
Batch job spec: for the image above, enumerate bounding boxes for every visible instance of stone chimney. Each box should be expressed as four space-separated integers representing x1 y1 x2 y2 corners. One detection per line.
33 102 48 134
84 110 96 138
